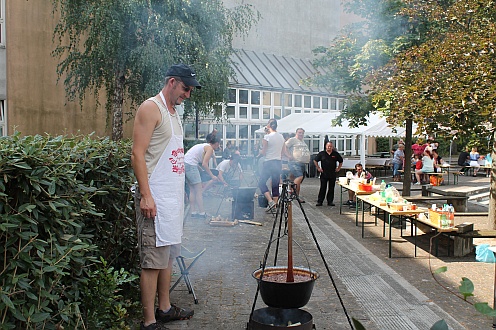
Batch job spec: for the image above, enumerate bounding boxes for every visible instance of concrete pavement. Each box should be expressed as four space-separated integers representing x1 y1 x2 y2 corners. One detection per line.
160 176 489 329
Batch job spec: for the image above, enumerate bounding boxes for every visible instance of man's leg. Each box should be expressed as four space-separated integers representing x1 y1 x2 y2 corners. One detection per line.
317 176 327 204
269 160 282 205
347 190 354 203
258 162 271 200
294 175 303 195
157 258 173 311
326 176 336 205
141 268 160 326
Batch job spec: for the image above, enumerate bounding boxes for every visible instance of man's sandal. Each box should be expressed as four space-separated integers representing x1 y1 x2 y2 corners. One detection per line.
155 305 194 323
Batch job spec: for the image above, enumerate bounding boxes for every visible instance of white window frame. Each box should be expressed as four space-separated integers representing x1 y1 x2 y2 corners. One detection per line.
0 0 5 47
0 100 7 136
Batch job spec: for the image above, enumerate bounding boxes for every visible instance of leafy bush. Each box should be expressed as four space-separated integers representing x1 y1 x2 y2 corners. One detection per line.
81 257 139 330
0 133 138 329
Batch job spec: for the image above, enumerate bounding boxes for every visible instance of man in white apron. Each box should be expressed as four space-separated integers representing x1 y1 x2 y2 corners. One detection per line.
131 64 201 330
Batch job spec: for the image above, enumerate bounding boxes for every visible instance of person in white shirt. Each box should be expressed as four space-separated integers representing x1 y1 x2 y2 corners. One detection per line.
216 154 244 187
285 127 310 202
184 137 220 218
257 119 289 213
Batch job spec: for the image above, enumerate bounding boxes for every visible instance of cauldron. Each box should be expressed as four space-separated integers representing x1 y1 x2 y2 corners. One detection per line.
252 266 319 309
247 307 313 330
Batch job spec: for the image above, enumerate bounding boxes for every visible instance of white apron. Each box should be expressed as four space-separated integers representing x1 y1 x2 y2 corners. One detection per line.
148 93 185 247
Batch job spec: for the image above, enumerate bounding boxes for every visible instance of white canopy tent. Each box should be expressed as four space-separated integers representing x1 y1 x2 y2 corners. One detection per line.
255 113 413 167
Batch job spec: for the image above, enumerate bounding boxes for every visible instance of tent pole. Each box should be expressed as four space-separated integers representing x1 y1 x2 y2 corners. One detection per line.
360 133 366 169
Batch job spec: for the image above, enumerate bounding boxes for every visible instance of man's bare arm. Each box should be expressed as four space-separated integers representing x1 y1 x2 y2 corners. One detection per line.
131 100 161 218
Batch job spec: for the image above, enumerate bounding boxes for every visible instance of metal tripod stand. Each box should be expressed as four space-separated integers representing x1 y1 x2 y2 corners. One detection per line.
249 177 355 329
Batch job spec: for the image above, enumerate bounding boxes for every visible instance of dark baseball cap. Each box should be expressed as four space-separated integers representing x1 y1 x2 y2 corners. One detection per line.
166 64 201 89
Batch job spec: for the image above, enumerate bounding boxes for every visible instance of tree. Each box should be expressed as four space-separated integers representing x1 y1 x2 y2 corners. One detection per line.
52 0 258 140
307 0 429 193
368 0 496 226
309 0 496 221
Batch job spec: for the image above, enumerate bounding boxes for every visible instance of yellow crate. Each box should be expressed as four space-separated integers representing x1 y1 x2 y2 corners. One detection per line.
428 210 442 227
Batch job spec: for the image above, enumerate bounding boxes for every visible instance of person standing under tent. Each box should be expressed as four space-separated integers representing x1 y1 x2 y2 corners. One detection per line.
392 144 405 181
313 141 343 206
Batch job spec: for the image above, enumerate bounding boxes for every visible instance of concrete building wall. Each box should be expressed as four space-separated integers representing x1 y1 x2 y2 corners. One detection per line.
223 0 342 59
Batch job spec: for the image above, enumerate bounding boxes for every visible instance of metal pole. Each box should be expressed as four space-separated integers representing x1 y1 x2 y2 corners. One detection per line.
490 246 496 328
195 108 199 140
449 139 453 165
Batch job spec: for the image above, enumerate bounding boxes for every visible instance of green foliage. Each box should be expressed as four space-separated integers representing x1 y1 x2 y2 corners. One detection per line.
458 277 475 300
474 303 496 317
375 137 391 152
52 0 259 140
0 133 138 329
307 0 426 127
352 317 367 330
430 319 449 330
81 257 139 330
370 0 496 138
433 266 447 274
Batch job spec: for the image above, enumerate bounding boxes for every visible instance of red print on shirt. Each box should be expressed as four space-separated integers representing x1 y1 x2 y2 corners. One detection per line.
169 147 185 174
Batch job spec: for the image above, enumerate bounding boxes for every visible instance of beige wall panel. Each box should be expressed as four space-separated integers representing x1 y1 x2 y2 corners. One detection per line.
6 0 135 138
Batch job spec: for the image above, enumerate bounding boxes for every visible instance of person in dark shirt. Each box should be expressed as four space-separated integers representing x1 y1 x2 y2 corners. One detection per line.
313 142 343 206
457 147 470 174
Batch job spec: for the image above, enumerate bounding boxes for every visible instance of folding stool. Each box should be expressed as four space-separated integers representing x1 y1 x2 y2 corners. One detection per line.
169 246 206 304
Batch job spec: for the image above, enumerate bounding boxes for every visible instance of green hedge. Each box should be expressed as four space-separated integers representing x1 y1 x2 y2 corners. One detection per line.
0 133 139 329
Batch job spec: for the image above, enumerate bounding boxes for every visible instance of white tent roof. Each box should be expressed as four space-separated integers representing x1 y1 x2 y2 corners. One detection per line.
255 113 408 137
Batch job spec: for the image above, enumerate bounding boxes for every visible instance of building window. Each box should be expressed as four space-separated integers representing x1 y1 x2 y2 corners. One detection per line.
263 92 271 106
239 125 248 139
251 91 260 105
273 108 281 119
250 125 261 139
226 106 235 118
284 94 292 107
313 96 321 109
226 124 236 139
330 98 337 110
239 106 248 119
0 100 6 136
183 123 196 139
283 108 292 117
228 89 236 103
294 95 302 107
274 93 282 107
262 107 270 120
251 107 260 119
0 0 4 46
239 89 249 104
322 97 329 110
212 124 223 137
304 95 311 108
